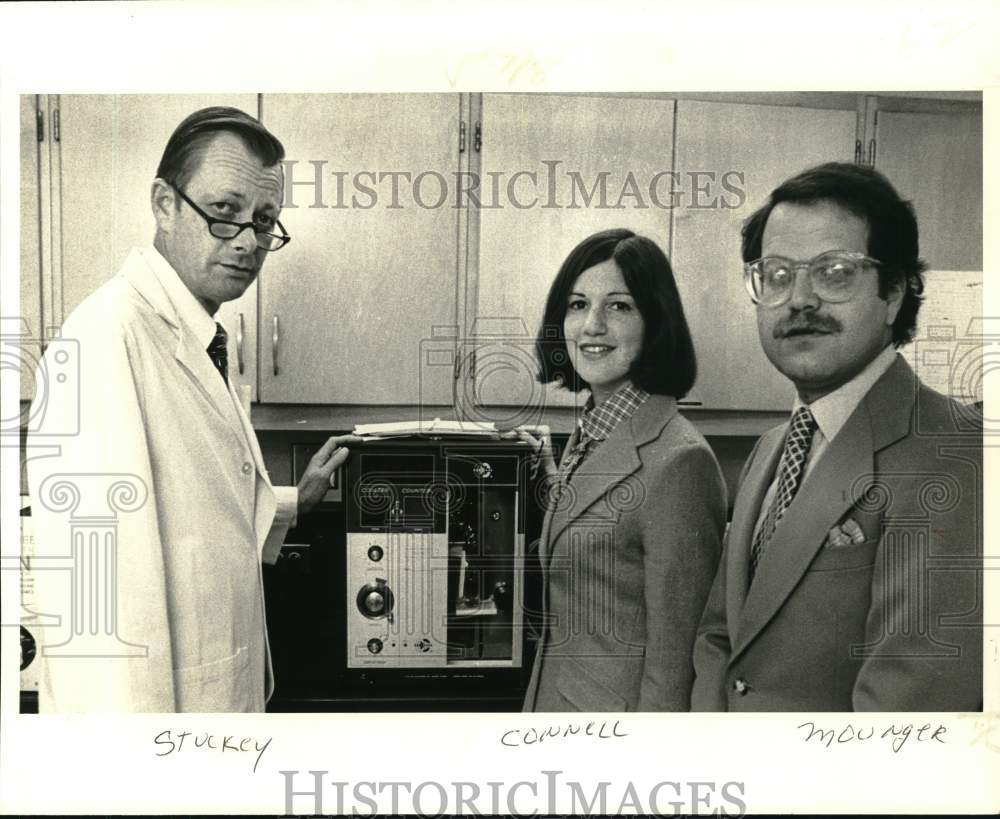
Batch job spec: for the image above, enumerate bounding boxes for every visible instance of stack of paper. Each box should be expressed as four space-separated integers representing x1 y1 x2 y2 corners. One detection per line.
353 418 500 439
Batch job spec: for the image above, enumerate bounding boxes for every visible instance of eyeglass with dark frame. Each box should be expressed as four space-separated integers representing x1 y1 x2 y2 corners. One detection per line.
744 250 882 307
169 182 291 252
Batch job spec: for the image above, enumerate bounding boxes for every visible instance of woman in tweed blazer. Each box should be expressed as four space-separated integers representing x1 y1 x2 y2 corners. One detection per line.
520 228 727 712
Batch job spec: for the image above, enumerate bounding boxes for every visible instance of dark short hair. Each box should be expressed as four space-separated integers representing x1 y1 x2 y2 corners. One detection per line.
741 162 926 347
155 106 285 189
535 228 697 399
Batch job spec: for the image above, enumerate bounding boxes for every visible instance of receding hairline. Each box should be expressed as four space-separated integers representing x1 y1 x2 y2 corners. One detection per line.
173 130 284 187
760 198 872 245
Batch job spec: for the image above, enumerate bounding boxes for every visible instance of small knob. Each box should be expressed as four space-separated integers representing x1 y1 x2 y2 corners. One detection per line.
473 462 493 479
367 638 383 654
367 544 384 562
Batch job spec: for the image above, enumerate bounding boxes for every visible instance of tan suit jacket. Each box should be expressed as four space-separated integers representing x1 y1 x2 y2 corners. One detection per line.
523 394 727 711
692 357 982 711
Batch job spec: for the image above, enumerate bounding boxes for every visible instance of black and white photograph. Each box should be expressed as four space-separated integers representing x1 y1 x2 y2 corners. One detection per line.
0 2 996 816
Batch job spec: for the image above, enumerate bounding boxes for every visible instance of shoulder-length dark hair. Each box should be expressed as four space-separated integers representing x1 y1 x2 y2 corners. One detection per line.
535 228 697 399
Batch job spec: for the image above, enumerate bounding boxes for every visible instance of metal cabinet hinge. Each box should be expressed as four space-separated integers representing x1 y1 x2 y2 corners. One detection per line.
459 120 467 153
36 109 44 142
474 121 482 153
52 108 60 142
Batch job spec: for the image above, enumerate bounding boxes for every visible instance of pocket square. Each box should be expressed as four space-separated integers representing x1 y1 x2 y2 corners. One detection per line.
826 517 867 548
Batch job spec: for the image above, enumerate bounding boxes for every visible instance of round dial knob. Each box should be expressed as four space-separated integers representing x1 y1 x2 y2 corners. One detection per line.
367 544 384 562
356 580 394 620
363 591 385 615
367 638 383 654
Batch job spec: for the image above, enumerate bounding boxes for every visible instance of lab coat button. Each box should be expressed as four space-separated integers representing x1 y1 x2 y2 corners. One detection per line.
733 678 749 695
241 461 253 475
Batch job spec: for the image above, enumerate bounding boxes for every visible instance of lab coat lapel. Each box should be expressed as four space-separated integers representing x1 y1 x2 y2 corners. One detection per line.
230 382 270 482
122 249 245 433
174 330 247 432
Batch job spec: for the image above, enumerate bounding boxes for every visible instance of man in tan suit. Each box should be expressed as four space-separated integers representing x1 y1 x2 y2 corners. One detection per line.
692 162 982 711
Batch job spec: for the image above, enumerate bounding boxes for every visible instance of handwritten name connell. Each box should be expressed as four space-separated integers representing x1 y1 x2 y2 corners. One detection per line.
154 730 273 773
798 721 947 753
501 719 628 747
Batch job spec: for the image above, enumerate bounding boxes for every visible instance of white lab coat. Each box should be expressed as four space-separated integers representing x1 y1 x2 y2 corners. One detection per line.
26 247 295 712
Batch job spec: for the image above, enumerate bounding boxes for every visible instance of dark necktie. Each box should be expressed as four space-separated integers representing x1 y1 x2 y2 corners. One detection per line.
207 322 229 386
749 406 818 582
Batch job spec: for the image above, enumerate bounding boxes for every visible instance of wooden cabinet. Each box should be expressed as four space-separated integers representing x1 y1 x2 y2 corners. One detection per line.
18 95 42 402
55 93 260 399
874 108 982 271
471 95 858 414
20 92 982 422
257 94 461 405
472 94 676 417
670 100 858 410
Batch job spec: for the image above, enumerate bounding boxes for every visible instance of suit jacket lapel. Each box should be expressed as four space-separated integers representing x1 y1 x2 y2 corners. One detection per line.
545 394 676 554
724 425 784 643
731 356 916 660
733 411 874 657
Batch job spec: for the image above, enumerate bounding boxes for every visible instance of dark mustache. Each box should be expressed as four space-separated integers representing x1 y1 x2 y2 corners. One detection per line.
774 314 842 338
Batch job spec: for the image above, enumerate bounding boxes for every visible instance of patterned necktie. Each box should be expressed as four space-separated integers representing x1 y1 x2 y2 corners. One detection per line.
557 423 593 486
749 406 818 582
206 322 229 386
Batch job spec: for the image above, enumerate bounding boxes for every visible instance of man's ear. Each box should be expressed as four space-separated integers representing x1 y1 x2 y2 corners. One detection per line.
884 275 905 329
151 178 178 232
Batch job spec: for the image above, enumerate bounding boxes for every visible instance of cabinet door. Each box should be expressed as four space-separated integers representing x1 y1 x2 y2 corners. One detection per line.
19 95 42 402
875 109 982 271
671 100 857 410
56 94 259 399
258 94 461 405
474 94 676 415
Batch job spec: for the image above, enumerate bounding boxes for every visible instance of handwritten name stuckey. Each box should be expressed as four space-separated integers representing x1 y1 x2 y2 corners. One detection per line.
154 730 273 773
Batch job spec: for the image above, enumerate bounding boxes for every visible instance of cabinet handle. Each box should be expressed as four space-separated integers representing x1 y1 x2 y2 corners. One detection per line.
272 315 280 377
854 139 862 164
867 138 877 167
236 312 245 375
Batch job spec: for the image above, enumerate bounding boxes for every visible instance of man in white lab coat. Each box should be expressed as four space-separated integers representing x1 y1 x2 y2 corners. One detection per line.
26 107 353 712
